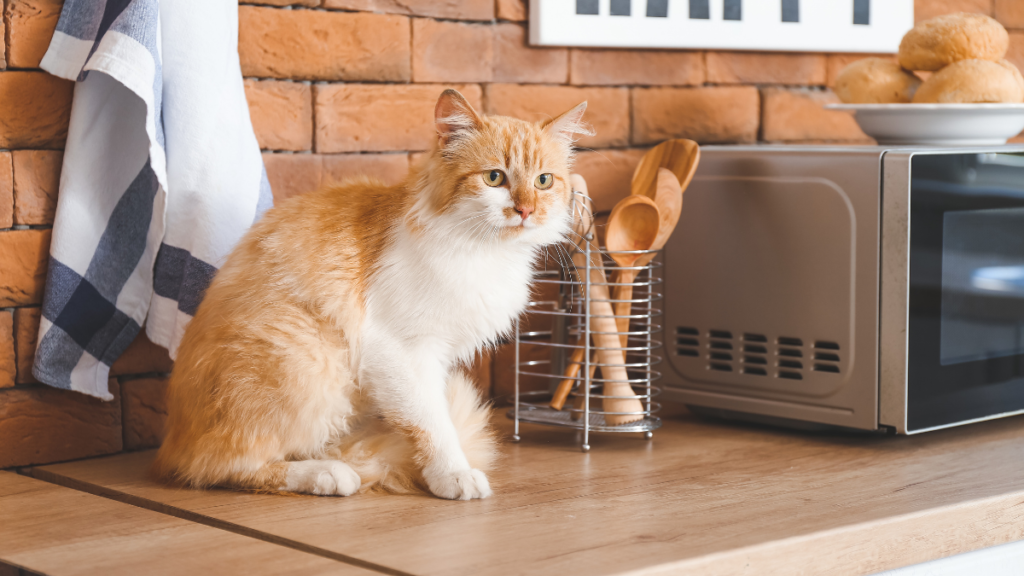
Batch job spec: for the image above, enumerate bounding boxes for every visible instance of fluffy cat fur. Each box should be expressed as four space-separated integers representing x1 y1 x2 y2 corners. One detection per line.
153 90 591 500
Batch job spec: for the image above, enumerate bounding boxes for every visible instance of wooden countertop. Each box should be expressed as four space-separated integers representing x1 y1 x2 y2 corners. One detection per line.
16 406 1024 576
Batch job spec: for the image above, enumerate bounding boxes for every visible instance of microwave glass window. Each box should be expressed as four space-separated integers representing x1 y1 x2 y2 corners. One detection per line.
940 207 1024 365
908 153 1024 432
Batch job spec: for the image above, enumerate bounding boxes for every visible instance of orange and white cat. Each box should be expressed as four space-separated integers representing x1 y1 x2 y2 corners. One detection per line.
153 90 590 500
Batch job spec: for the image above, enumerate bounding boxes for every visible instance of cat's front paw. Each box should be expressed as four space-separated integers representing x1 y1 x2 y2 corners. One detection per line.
282 460 361 496
425 468 492 500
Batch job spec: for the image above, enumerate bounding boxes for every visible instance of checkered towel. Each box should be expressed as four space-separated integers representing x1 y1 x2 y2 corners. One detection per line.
33 0 272 400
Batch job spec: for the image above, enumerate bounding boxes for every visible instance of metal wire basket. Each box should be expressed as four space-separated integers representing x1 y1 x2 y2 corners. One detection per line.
508 193 663 451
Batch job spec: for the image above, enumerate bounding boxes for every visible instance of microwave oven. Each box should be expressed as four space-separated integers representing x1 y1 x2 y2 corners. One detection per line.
660 145 1024 434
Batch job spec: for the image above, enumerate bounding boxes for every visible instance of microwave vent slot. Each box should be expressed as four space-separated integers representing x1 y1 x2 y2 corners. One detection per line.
674 326 844 378
675 326 701 357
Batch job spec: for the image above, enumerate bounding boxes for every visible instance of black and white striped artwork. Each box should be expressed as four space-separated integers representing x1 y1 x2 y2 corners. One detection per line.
532 0 913 53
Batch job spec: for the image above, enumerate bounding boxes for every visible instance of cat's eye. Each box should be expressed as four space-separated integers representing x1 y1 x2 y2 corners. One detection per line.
483 170 506 187
535 173 554 190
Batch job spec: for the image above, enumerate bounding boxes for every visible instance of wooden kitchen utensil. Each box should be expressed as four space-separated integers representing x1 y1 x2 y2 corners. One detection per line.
548 177 644 425
631 139 700 201
613 168 684 346
605 195 661 349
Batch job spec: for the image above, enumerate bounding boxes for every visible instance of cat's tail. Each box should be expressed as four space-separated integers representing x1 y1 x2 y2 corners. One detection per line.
329 371 499 494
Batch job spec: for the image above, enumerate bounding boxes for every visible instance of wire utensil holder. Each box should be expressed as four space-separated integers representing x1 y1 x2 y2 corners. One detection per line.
509 193 663 451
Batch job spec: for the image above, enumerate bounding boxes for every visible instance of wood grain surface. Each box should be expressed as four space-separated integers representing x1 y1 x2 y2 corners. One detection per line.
28 407 1024 576
0 472 372 576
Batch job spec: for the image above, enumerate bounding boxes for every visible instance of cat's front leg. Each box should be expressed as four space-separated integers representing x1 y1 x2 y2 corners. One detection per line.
361 333 492 500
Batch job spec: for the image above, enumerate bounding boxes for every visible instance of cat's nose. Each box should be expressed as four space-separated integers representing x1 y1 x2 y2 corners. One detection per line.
515 205 534 221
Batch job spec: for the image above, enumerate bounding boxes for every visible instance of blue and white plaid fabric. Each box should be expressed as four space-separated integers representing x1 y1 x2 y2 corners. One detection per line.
34 0 272 399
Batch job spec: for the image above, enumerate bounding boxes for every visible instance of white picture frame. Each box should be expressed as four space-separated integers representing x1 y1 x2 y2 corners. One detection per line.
529 0 914 54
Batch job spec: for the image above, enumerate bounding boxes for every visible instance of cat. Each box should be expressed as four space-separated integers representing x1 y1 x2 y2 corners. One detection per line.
153 89 591 500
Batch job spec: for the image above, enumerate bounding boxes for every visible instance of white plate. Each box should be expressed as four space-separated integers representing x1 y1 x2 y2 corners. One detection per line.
825 103 1024 146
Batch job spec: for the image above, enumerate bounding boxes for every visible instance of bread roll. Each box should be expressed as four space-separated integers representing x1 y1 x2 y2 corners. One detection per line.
899 12 1008 71
834 58 922 103
912 59 1024 103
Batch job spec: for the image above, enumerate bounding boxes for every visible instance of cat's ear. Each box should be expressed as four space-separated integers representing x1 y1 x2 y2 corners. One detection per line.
435 89 483 146
542 101 594 145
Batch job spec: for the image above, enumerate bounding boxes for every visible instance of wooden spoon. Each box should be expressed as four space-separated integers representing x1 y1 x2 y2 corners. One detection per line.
613 168 684 346
605 195 660 350
631 139 700 201
601 195 659 424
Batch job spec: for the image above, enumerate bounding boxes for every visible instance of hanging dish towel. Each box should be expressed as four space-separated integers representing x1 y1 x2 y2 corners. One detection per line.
33 0 272 400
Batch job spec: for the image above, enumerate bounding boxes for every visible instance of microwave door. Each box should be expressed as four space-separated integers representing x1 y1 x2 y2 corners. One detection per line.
905 153 1024 432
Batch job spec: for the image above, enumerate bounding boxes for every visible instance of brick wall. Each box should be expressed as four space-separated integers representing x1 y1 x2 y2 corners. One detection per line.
1 0 1019 467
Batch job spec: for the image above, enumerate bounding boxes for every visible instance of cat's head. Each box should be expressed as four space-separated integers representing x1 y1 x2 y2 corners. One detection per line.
413 90 592 247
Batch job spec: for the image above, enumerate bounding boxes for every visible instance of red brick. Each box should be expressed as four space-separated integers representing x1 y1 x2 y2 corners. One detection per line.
826 54 899 87
632 86 760 145
238 7 410 82
706 51 827 85
0 71 72 149
571 50 705 86
493 23 567 84
4 0 62 68
322 0 494 20
263 153 323 203
412 19 493 83
12 149 61 226
0 8 5 70
0 311 14 388
0 381 122 467
263 153 411 202
121 376 168 450
917 0 992 23
110 330 173 377
14 306 39 384
497 0 526 21
572 148 646 213
999 0 1024 29
244 80 312 152
322 153 410 187
761 87 871 143
0 229 50 307
315 84 483 153
0 152 12 228
484 84 629 148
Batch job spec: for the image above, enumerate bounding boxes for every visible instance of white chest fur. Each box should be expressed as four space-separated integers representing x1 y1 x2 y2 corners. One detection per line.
364 225 538 365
